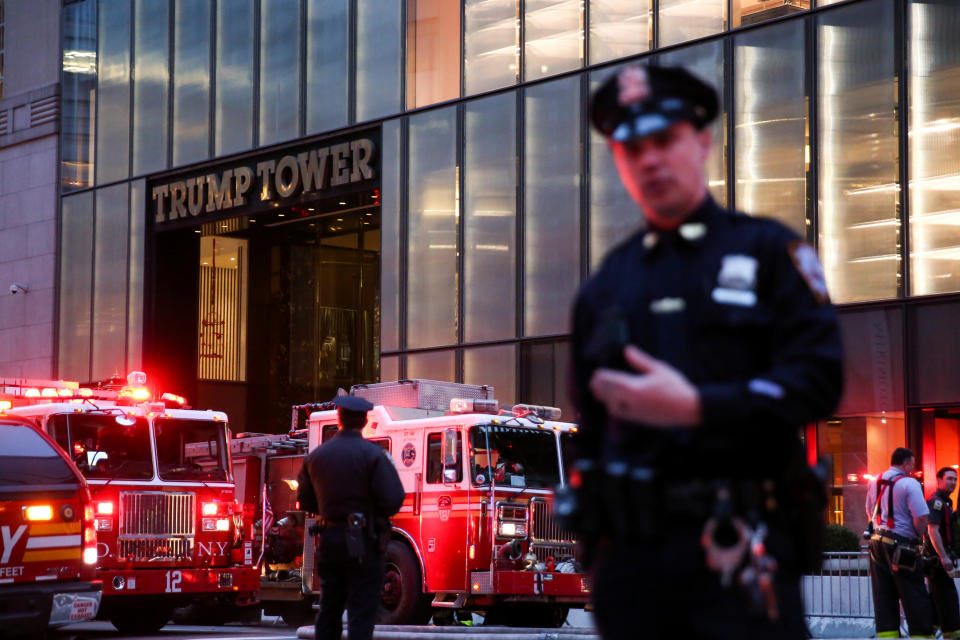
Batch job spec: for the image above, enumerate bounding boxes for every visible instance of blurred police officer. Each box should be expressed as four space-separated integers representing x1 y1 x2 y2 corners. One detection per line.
568 64 843 640
297 395 405 640
924 466 959 638
864 447 933 638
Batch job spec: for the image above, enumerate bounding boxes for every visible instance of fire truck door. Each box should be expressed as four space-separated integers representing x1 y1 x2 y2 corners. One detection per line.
419 430 467 592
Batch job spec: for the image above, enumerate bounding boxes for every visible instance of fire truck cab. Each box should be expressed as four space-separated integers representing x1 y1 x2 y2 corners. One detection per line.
0 411 101 638
306 380 588 627
1 373 259 633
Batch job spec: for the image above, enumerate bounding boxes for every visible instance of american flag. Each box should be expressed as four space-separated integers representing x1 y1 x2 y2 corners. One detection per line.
257 484 275 566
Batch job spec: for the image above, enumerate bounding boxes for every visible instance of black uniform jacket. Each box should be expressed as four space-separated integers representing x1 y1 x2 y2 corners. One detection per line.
570 196 844 478
925 489 956 557
297 429 405 522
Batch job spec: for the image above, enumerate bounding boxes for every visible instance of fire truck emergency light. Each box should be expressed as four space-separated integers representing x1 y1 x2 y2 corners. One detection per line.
449 398 500 414
25 505 53 521
0 399 11 412
512 404 562 421
160 392 187 406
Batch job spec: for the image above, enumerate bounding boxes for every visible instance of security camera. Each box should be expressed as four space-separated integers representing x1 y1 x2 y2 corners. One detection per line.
9 283 28 295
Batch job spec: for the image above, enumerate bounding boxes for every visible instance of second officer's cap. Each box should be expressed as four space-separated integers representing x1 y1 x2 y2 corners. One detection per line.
333 395 374 413
590 64 718 143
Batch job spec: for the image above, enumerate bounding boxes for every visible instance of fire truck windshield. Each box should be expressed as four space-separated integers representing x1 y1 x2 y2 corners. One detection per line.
468 425 561 488
48 413 153 480
154 418 229 481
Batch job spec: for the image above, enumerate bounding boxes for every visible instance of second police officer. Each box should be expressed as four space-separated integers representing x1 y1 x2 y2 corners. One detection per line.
924 466 960 638
297 395 406 640
567 64 844 640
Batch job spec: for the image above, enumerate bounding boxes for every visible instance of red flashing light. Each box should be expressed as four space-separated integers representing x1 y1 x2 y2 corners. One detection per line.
40 388 58 398
847 473 859 483
0 399 11 412
23 388 40 397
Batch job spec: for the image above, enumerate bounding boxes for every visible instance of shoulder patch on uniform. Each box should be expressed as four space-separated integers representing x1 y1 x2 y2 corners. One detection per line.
935 499 943 510
788 241 830 304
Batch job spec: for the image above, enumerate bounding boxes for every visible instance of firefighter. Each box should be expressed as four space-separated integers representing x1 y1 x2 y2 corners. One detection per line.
296 395 405 640
567 64 843 640
864 447 934 638
924 466 960 638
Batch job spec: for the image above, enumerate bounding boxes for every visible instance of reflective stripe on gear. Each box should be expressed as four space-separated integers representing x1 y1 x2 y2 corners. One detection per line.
877 632 900 638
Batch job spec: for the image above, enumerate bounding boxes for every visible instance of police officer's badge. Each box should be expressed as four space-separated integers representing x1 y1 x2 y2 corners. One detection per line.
789 241 830 304
712 254 758 307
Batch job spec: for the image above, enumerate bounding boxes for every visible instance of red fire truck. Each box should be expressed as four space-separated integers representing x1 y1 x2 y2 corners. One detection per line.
1 373 259 633
233 380 588 627
0 410 101 637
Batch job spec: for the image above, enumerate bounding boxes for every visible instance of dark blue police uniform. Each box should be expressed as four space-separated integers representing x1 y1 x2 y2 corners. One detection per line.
569 65 844 640
925 489 959 637
297 396 405 640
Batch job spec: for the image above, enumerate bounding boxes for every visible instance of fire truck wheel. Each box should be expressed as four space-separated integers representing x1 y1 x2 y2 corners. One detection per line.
109 604 174 634
378 540 431 625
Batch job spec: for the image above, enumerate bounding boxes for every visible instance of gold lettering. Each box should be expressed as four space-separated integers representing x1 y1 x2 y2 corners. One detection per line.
152 185 170 223
234 167 253 206
206 170 234 212
186 178 204 216
170 181 188 219
298 148 330 192
275 155 300 198
350 139 375 182
330 143 351 187
257 160 277 201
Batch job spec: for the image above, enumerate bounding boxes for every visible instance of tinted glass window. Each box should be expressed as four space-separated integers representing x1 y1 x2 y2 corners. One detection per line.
0 424 75 486
49 414 153 480
155 418 229 481
426 431 463 484
468 425 560 488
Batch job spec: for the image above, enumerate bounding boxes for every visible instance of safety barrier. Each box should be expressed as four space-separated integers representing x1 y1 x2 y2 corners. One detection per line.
802 551 873 618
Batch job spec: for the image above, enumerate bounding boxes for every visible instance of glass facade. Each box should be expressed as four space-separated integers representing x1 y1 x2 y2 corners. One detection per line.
54 0 960 488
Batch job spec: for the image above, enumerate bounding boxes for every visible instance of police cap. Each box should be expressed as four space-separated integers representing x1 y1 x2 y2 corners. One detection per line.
590 64 719 143
333 395 374 413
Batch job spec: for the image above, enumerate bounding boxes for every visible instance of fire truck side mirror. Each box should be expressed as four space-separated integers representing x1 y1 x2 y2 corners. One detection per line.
441 429 460 483
441 429 458 467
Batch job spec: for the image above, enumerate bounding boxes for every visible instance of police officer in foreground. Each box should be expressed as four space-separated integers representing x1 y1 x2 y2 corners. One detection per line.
924 466 960 638
864 447 933 638
297 395 405 640
567 64 843 640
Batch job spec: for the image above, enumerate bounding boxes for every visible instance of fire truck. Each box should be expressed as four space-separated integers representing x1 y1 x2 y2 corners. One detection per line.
1 372 259 633
233 379 588 627
0 411 101 637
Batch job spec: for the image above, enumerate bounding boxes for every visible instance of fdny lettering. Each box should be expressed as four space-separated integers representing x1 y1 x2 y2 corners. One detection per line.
197 541 230 557
0 525 27 564
0 565 24 577
153 138 376 224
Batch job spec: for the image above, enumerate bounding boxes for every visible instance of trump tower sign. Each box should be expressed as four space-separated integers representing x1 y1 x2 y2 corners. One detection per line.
149 128 379 228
